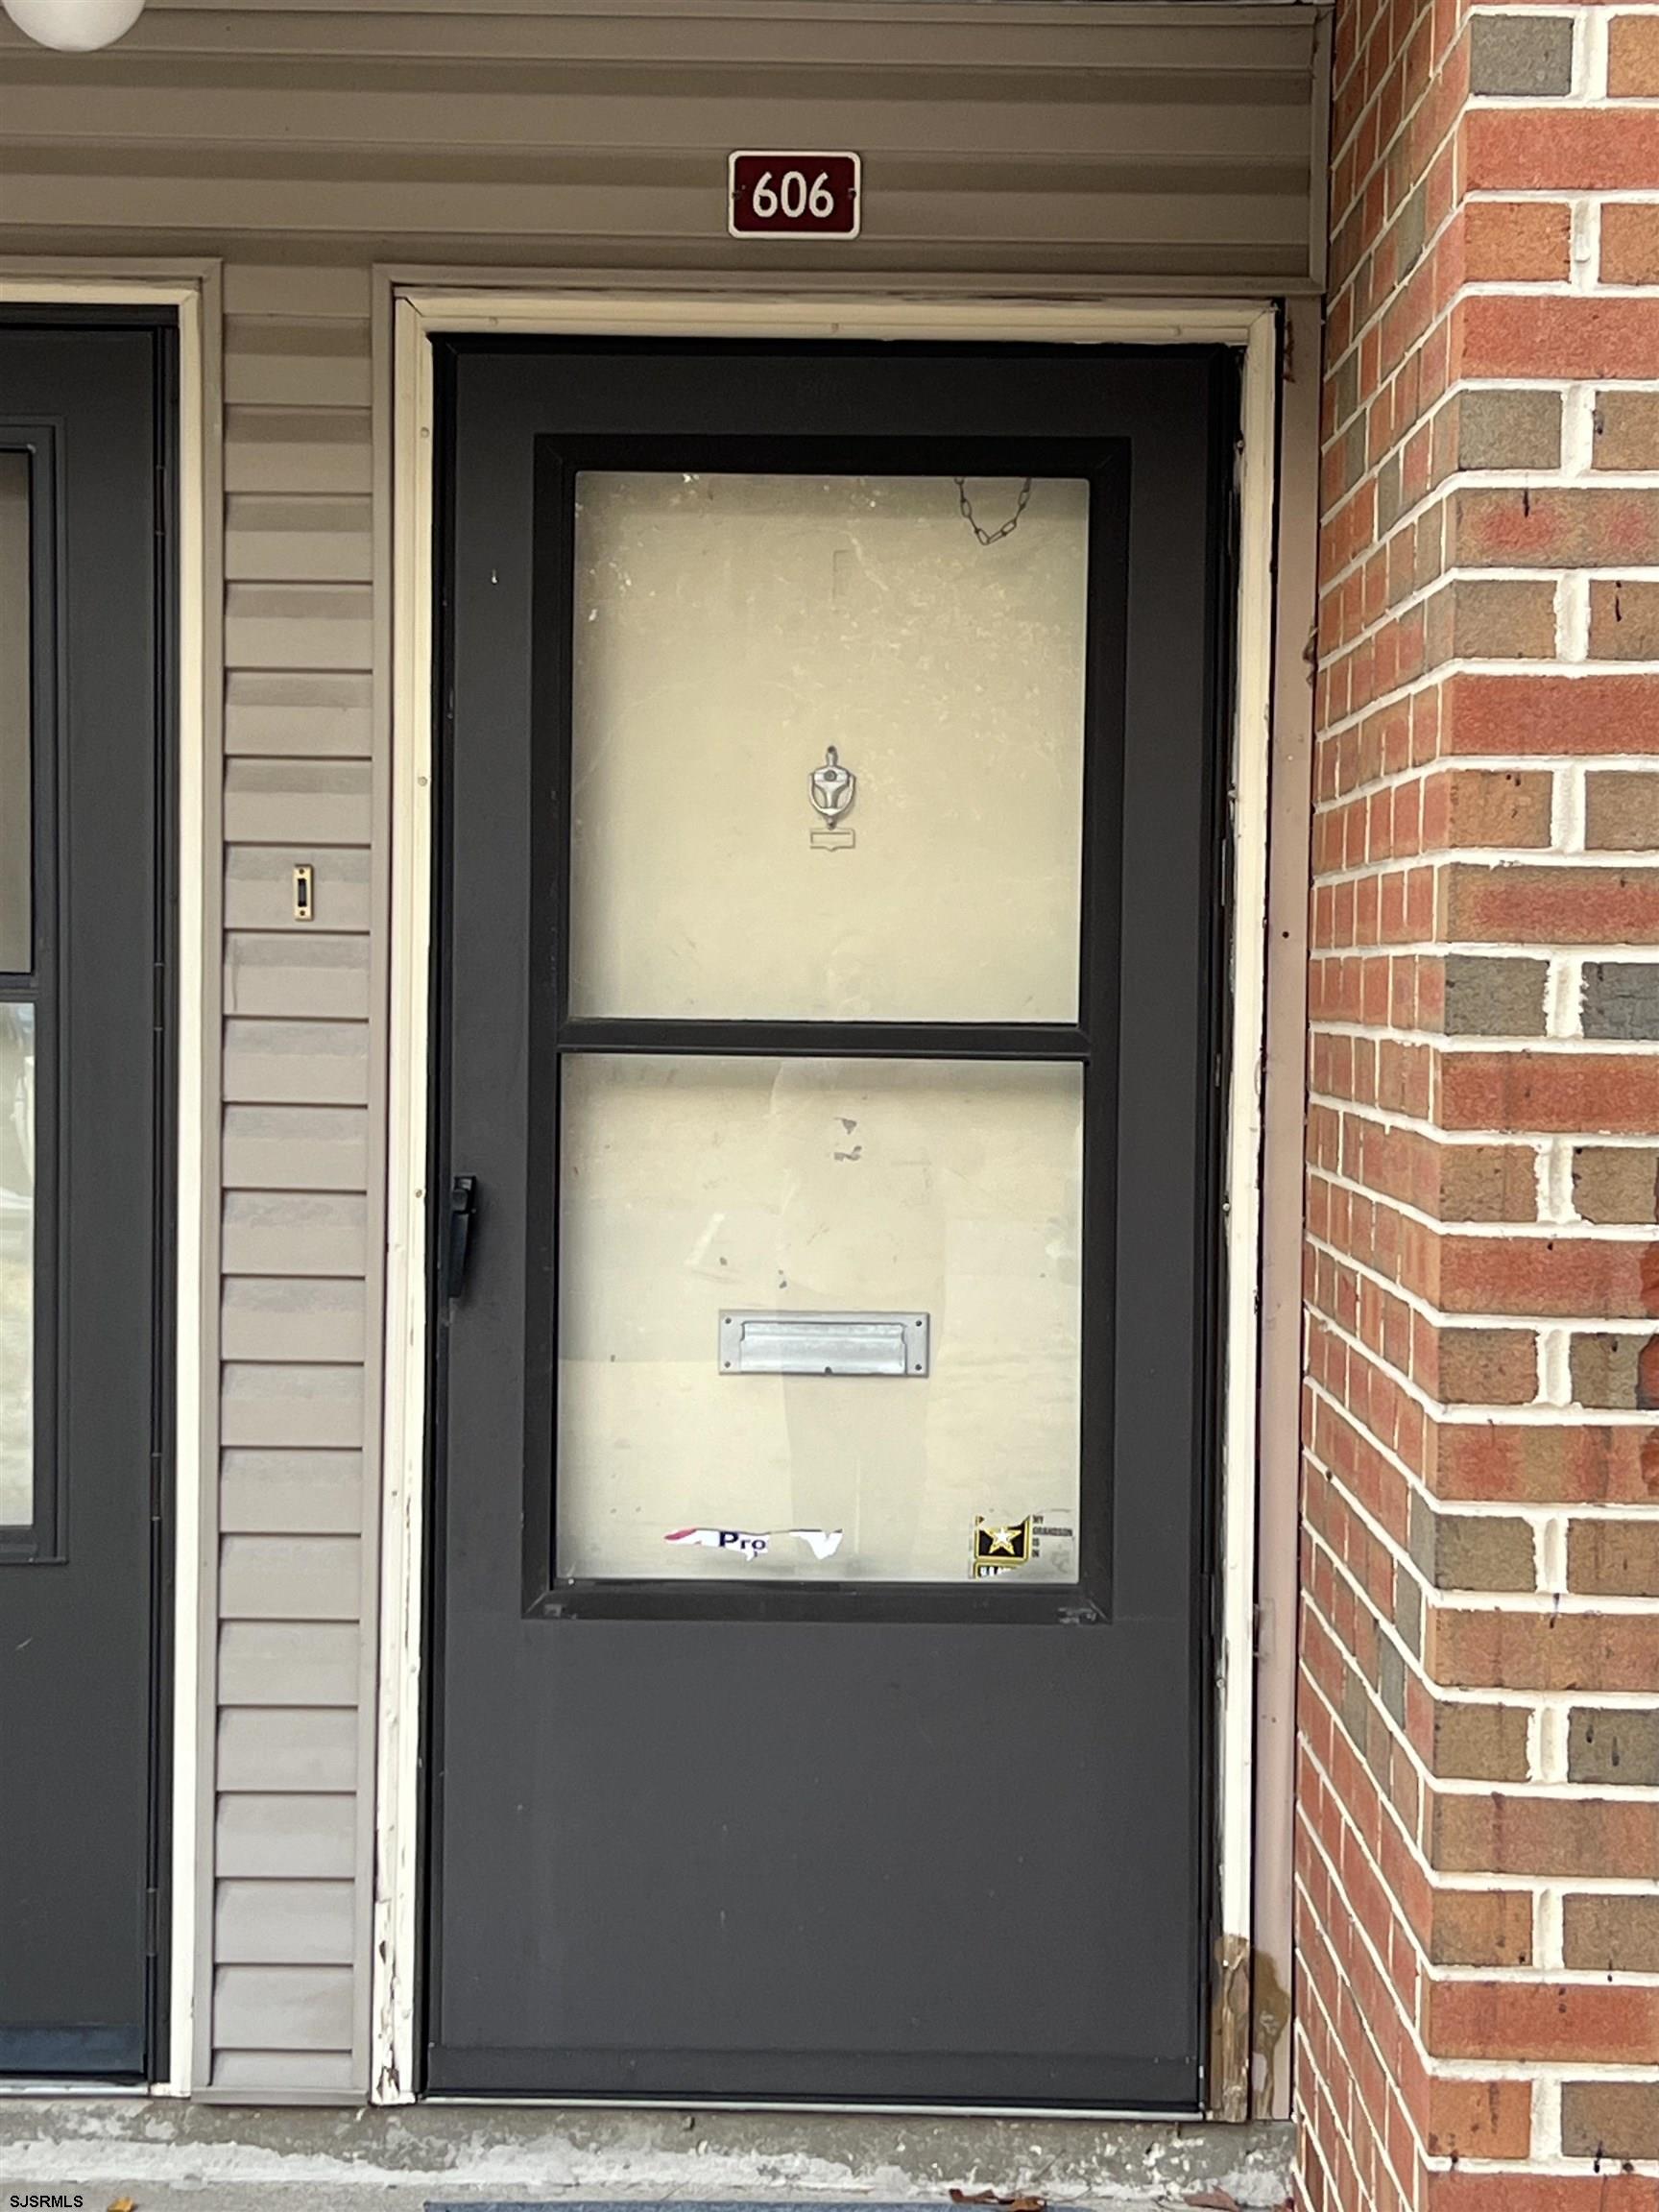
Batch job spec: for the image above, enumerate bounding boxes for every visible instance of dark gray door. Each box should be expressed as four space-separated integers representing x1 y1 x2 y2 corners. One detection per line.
0 325 171 2078
429 340 1230 2107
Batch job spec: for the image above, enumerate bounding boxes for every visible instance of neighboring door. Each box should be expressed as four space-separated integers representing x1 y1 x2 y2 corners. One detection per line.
0 324 171 2078
430 339 1231 2107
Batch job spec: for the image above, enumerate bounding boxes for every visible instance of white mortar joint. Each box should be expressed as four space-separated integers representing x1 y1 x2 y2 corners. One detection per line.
1555 571 1592 662
1538 1136 1578 1223
1575 5 1612 99
1570 197 1601 288
1551 759 1588 854
1564 380 1599 475
1546 953 1586 1037
1533 2072 1566 2164
1539 1511 1572 1596
1538 1323 1575 1405
1534 1700 1572 1782
1537 1885 1567 1974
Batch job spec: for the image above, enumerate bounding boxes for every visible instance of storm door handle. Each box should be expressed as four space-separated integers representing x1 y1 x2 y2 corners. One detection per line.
445 1174 479 1301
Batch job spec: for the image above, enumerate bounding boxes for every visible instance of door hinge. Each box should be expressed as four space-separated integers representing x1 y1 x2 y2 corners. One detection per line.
149 1448 164 1521
145 1886 161 1959
154 459 169 541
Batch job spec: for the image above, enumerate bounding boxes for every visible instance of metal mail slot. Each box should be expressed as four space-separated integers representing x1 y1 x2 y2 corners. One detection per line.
718 1310 930 1377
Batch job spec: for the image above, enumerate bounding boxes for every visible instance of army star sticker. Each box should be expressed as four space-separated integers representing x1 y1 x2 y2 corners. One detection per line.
972 1515 1035 1575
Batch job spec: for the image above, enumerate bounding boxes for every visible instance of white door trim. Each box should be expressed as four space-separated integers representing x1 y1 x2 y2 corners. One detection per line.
0 260 224 2101
378 284 1290 2119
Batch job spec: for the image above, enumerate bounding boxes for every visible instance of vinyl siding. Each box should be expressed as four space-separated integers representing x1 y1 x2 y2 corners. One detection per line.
0 0 1329 2104
216 1879 356 1965
212 280 375 2084
0 2 1329 291
216 1793 358 1880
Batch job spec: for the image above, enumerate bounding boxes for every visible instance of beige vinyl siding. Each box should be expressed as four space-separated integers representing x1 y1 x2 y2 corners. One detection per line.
218 1617 363 1700
216 1878 357 1965
0 0 1329 2104
209 2050 361 2093
0 3 1328 291
213 291 375 2088
216 1792 358 1878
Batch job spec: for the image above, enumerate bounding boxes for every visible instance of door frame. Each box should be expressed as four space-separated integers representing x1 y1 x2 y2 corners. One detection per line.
0 262 221 2101
378 283 1311 2120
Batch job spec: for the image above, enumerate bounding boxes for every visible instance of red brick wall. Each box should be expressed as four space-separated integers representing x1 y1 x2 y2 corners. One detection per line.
1300 2 1659 2206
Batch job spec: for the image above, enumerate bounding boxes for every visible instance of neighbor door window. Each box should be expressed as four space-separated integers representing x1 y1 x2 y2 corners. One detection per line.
0 451 36 1539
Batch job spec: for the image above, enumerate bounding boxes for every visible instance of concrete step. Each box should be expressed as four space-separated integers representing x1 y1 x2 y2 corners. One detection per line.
0 2103 1294 2212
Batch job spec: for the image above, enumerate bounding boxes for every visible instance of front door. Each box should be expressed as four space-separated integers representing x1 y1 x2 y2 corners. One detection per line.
0 321 171 2078
429 339 1231 2107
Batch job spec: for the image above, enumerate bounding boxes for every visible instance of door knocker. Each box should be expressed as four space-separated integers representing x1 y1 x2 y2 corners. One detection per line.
809 744 856 852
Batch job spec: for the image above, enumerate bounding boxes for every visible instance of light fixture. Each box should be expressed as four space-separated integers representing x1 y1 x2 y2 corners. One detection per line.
3 0 146 51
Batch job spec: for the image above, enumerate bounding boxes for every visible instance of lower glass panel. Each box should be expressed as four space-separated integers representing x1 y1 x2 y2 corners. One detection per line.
0 1002 36 1527
556 1054 1082 1583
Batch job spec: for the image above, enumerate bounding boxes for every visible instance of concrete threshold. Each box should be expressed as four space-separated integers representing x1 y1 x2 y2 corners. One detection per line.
0 2103 1294 2212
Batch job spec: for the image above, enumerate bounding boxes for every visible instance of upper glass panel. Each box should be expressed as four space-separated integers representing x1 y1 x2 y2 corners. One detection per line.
567 471 1089 1023
0 453 30 976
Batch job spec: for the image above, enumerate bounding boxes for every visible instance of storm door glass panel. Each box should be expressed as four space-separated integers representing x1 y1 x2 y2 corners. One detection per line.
0 452 28 973
0 1005 35 1529
567 471 1089 1023
0 455 34 1530
556 1054 1082 1583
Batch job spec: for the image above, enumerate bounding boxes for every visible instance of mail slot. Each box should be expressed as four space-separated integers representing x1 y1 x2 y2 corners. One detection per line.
718 1310 930 1377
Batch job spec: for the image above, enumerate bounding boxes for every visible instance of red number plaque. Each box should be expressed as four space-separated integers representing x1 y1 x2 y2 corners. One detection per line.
728 152 861 238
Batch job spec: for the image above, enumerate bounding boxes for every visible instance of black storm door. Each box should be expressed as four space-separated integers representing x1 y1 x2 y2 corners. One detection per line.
0 323 172 2078
429 340 1232 2108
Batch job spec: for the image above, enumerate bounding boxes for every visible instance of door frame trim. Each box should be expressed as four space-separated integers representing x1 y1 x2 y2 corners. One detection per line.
378 284 1302 2121
0 259 223 2102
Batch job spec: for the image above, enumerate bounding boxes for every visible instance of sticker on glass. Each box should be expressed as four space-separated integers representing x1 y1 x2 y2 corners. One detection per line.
666 1526 845 1563
971 1511 1076 1579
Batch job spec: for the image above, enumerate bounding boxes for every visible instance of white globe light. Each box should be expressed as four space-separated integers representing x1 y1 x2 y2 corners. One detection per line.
3 0 147 50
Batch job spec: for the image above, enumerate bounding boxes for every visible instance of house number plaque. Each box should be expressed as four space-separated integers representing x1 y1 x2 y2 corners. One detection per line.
729 152 861 238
